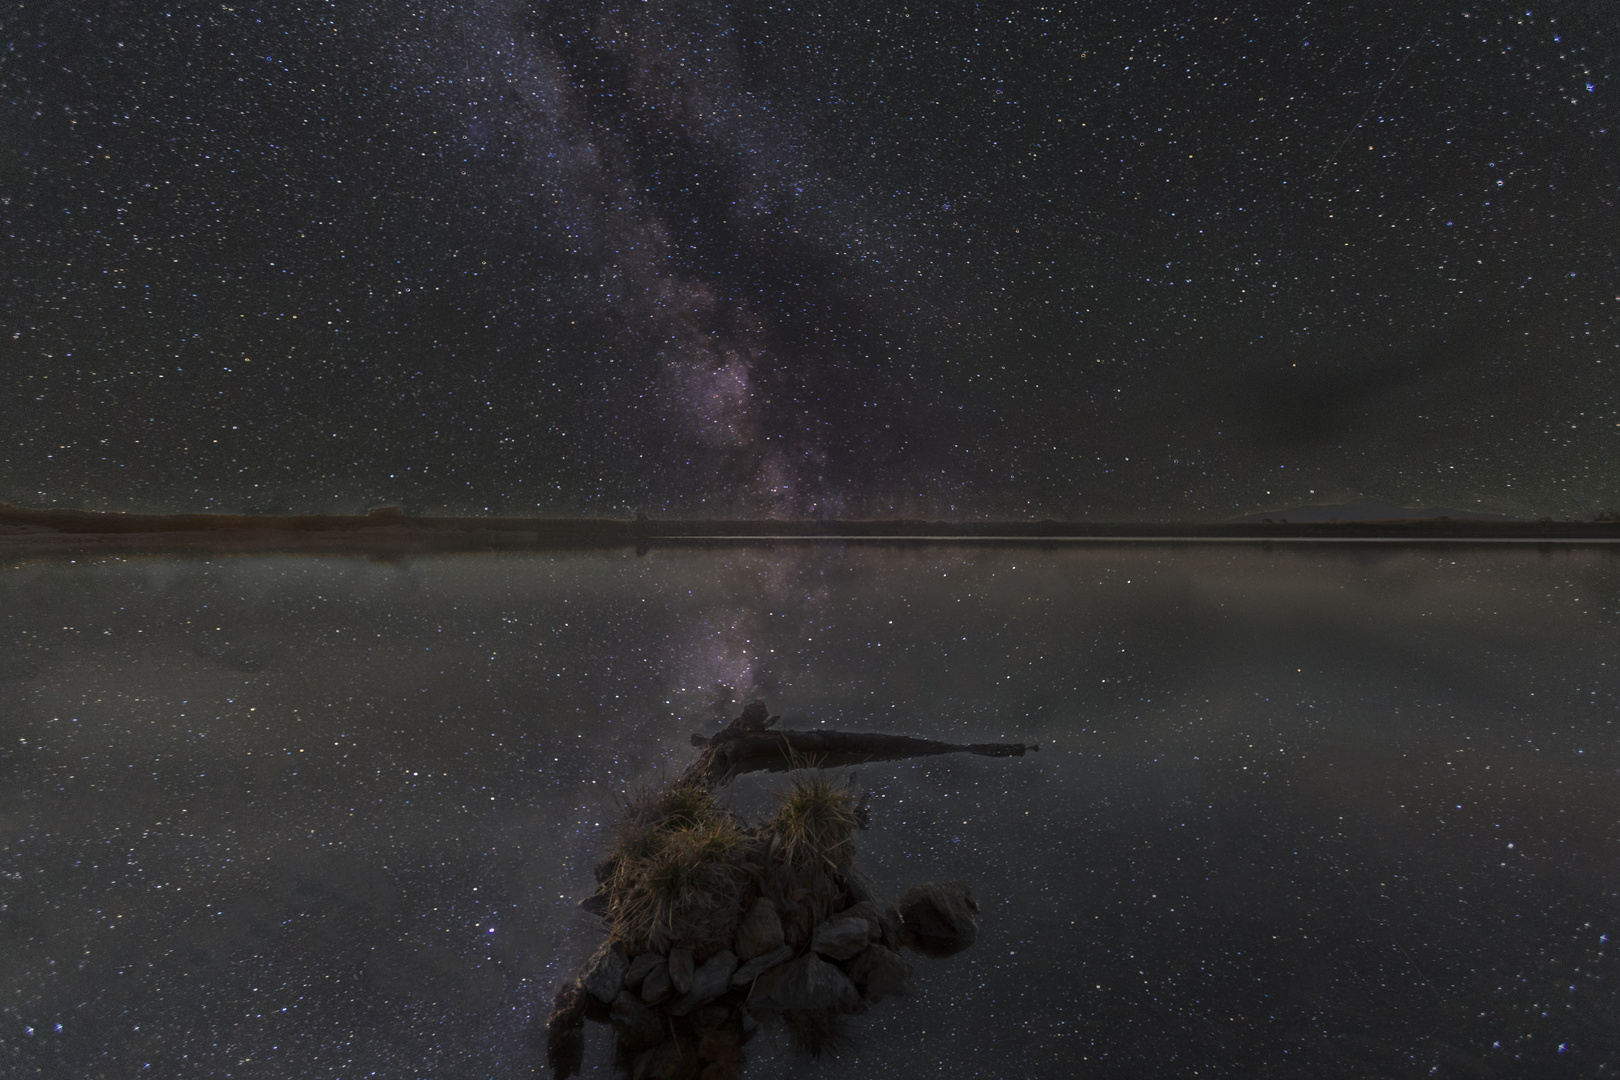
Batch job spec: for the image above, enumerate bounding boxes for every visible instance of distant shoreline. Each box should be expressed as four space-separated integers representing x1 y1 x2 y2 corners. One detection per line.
3 505 1619 557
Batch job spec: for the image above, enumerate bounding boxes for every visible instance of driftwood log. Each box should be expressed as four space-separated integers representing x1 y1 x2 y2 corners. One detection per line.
682 701 1036 788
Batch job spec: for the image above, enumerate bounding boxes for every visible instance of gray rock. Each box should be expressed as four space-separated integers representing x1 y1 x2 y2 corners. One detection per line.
667 946 694 995
898 881 978 957
610 990 663 1051
581 939 630 1004
669 949 738 1016
732 896 786 961
747 952 860 1013
730 944 793 987
624 951 662 990
780 894 815 951
811 914 870 961
639 959 672 1004
840 865 877 905
841 900 883 940
845 944 913 1001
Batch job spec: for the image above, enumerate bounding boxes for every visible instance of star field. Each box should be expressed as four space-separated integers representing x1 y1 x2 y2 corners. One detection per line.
4 1 1616 518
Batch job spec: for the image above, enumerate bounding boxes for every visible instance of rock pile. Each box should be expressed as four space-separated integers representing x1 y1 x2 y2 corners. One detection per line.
545 779 980 1079
544 702 1013 1079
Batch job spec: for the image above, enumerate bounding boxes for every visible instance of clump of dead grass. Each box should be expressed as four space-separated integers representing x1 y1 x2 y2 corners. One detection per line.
762 770 862 874
604 781 755 955
600 771 863 956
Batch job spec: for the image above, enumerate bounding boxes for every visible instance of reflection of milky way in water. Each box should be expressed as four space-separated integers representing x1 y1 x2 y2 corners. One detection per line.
439 0 915 514
664 552 829 716
8 550 1619 1078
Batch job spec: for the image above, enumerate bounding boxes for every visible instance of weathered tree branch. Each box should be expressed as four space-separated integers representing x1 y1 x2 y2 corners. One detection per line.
682 702 1036 788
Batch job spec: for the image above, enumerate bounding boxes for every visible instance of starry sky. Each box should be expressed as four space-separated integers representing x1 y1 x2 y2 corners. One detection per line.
4 0 1617 519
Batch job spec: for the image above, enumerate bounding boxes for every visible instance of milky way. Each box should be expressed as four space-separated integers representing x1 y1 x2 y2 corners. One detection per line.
412 0 927 514
4 1 1616 518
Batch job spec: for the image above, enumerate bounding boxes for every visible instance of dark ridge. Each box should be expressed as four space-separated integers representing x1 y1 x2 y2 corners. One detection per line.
2 503 1619 556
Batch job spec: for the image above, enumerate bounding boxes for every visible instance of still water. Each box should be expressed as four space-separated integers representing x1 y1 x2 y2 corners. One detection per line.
2 545 1617 1078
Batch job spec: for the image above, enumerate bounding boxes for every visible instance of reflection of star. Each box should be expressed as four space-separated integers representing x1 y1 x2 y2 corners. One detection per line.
664 551 829 718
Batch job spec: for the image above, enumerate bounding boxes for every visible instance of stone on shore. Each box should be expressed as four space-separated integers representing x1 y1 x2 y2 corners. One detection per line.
640 959 673 1004
582 940 630 1004
841 900 884 940
840 865 877 906
779 891 816 951
730 944 792 987
667 946 695 995
624 951 663 990
732 896 785 960
897 880 978 957
747 952 860 1013
669 950 738 1016
845 944 914 1001
811 914 870 961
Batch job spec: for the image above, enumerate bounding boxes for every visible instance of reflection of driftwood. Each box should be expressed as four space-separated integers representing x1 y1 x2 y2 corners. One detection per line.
683 702 1036 788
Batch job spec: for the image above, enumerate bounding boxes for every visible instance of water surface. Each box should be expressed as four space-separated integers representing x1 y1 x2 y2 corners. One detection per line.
3 546 1617 1077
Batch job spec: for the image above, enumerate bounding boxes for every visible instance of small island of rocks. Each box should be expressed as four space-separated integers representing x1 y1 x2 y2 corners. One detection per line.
544 702 1034 1079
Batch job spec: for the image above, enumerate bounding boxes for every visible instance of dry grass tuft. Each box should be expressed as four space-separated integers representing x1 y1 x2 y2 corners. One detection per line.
762 771 861 874
605 782 754 955
621 779 727 833
601 772 863 956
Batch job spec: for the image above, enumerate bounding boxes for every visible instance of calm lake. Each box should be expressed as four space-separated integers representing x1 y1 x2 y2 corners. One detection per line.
3 545 1617 1078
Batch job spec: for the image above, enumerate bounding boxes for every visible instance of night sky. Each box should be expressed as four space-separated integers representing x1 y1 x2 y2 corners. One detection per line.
5 0 1617 519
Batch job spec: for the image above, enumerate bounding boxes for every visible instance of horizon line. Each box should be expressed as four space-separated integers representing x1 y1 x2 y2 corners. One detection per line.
5 504 1620 551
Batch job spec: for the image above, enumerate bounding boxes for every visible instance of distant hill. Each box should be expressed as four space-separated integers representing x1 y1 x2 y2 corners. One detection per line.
2 503 1616 555
1228 499 1513 524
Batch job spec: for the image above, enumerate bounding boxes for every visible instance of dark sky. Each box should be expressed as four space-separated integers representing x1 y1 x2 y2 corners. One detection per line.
4 0 1616 519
